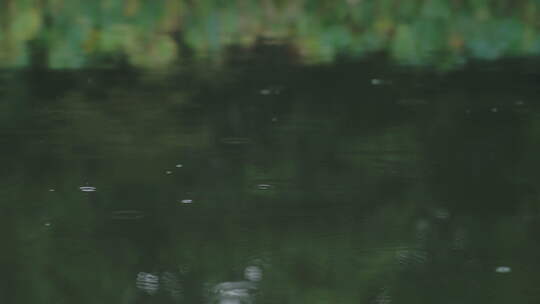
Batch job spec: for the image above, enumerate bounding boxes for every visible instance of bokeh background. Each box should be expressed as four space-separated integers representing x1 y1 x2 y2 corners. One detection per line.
2 0 540 69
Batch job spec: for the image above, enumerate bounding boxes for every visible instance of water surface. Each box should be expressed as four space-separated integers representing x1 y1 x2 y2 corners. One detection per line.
3 58 540 303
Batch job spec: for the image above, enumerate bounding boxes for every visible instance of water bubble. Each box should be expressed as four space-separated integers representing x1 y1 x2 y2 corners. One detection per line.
180 199 193 204
495 266 511 273
79 186 96 192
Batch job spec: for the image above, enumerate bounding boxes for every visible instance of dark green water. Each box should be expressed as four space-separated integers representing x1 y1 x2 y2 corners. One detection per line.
3 57 540 303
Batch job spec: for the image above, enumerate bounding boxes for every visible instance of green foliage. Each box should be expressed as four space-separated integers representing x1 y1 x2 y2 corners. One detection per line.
1 0 540 69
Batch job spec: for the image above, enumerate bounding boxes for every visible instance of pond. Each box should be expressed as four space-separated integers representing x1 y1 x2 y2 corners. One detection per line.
3 54 540 303
3 1 540 301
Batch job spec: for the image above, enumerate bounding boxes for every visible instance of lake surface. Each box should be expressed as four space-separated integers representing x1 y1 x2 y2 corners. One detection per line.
3 56 540 303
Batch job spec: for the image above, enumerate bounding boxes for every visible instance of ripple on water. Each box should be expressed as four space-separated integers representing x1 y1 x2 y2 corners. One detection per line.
79 186 96 192
495 266 511 273
244 265 263 282
256 184 273 191
111 210 146 220
395 249 429 269
220 137 251 145
136 272 159 295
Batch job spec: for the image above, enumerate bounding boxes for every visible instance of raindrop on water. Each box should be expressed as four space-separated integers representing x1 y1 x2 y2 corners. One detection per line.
166 171 173 175
175 164 183 168
257 184 273 190
79 186 96 192
48 189 55 192
495 266 511 273
180 199 193 204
